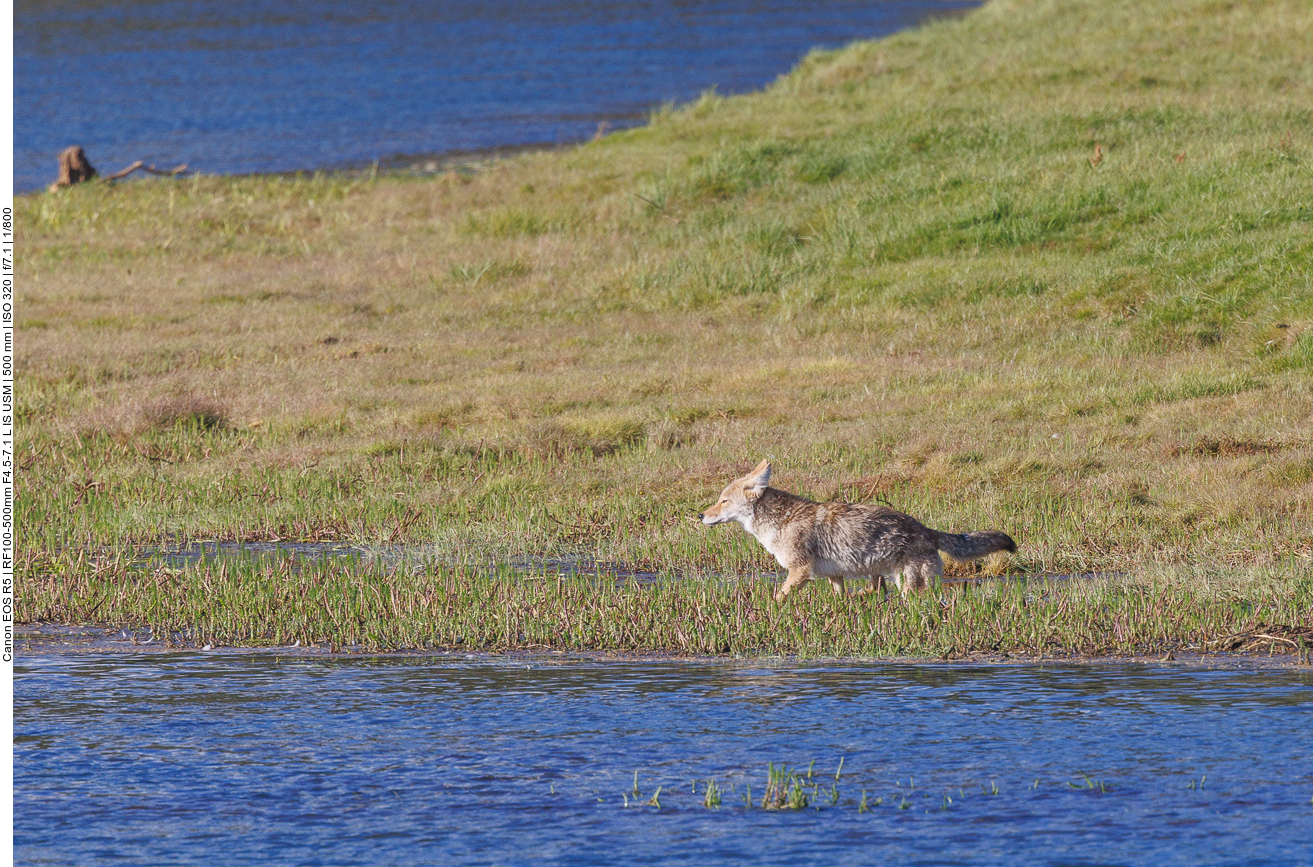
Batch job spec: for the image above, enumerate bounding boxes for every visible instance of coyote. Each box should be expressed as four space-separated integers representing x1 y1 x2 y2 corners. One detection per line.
700 460 1017 601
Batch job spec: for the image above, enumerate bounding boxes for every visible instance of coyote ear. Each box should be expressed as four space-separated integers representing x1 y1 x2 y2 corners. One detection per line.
744 459 771 495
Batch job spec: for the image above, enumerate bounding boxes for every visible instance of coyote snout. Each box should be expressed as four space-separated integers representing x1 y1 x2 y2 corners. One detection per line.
701 459 1017 601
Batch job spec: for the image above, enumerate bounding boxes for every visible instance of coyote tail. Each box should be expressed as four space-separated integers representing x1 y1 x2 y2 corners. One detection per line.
932 530 1017 561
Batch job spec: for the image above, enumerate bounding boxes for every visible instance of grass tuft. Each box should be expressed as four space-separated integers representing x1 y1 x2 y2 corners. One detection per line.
137 393 231 432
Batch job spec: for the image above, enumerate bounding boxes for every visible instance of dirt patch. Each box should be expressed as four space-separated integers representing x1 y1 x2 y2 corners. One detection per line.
1173 436 1287 458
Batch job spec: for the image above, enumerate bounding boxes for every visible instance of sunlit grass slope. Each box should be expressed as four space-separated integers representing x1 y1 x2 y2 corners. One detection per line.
16 0 1313 612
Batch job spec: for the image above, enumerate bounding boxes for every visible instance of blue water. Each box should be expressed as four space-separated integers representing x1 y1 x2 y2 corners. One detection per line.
13 0 977 192
14 653 1313 865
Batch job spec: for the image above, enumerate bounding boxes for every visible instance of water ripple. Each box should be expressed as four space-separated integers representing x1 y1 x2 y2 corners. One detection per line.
15 654 1313 865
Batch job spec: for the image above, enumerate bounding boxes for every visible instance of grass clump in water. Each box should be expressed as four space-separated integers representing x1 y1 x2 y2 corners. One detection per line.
703 778 722 808
762 764 810 810
1070 773 1111 794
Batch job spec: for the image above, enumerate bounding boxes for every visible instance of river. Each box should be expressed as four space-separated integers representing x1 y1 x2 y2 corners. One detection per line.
14 651 1313 865
14 0 977 192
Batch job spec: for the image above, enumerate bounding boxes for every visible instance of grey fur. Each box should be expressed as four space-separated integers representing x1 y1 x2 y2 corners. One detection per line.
700 459 1017 600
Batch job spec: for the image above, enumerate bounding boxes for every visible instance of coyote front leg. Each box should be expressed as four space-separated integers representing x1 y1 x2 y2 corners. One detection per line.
854 575 887 597
775 566 813 602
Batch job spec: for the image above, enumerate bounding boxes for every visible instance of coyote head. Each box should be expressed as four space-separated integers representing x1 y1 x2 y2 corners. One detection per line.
700 459 771 526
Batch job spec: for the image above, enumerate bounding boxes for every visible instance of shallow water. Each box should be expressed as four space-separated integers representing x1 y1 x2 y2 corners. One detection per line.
131 540 1104 592
135 539 663 583
14 653 1313 865
14 0 977 192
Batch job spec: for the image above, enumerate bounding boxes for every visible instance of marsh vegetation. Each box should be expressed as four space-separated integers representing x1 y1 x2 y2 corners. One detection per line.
22 551 1312 657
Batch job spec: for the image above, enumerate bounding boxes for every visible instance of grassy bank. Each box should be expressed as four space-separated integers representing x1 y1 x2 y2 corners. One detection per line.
22 553 1313 658
15 0 1313 652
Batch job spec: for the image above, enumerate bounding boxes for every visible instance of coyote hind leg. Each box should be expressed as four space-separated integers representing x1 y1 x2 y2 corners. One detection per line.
899 557 943 595
775 566 814 602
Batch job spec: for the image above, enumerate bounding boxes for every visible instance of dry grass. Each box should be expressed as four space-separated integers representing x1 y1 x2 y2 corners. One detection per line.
14 0 1313 624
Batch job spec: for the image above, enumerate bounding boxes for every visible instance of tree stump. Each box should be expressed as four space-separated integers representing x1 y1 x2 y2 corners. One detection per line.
50 146 97 191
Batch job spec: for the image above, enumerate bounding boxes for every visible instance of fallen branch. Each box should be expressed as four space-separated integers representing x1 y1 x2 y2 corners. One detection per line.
1251 633 1300 648
49 145 188 190
103 160 189 181
1206 625 1313 654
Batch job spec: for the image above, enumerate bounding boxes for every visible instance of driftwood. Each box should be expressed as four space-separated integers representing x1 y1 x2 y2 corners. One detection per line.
103 160 189 180
49 146 187 191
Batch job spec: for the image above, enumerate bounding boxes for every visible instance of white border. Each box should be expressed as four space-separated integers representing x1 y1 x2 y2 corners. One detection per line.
2 0 15 861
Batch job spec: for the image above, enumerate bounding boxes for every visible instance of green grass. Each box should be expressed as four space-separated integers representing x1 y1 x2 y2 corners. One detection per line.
19 550 1312 656
14 0 1313 652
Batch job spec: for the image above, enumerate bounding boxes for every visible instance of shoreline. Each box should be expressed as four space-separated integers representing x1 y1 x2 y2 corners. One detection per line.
15 623 1313 669
22 138 588 198
15 1 982 194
